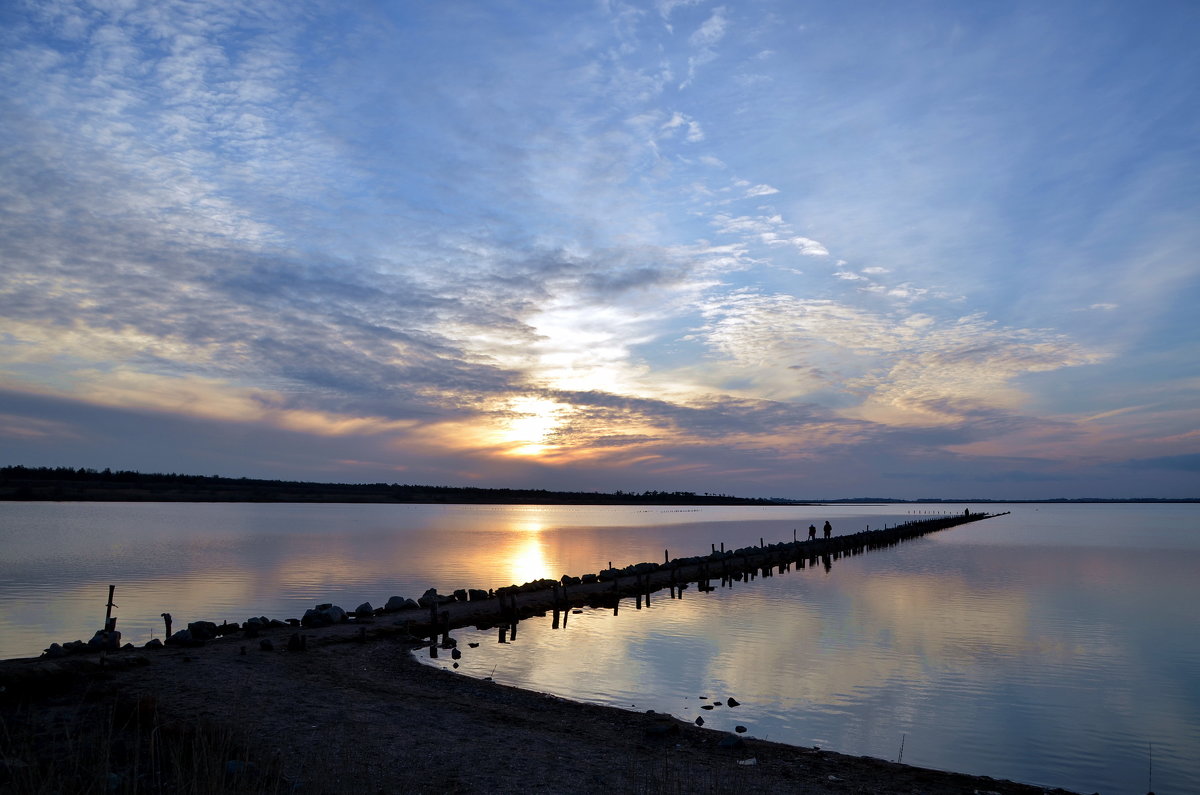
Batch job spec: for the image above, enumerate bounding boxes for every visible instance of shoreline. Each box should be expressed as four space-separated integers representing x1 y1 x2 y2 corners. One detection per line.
0 625 1080 794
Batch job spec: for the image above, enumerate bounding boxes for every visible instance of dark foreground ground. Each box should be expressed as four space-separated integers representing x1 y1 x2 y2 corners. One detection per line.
1 623 1081 795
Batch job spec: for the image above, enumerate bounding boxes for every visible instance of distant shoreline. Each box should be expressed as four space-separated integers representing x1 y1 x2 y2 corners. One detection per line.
1 465 1195 504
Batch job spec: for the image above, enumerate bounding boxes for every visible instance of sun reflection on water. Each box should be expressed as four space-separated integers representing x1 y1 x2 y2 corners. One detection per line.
499 519 554 586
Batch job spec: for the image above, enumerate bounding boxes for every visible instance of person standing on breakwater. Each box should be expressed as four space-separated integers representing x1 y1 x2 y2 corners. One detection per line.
823 520 832 538
809 524 817 540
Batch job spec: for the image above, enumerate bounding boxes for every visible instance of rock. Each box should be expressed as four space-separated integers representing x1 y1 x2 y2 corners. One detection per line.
417 588 441 608
143 638 163 650
727 697 740 707
354 602 374 618
302 604 347 627
453 589 468 602
701 705 714 710
165 629 196 647
451 648 462 659
43 643 65 658
187 621 218 641
467 589 489 602
87 629 121 651
735 725 747 733
215 621 240 637
384 596 408 611
63 640 87 654
301 609 332 628
694 716 704 726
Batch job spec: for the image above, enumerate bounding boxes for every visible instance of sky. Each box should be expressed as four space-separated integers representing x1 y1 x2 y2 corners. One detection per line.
1 0 1197 499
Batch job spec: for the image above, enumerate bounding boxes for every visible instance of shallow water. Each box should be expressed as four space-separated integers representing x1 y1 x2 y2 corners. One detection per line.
1 502 1197 792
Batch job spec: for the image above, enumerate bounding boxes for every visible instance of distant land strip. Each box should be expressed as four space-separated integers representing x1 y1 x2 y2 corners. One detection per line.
1 466 1195 504
0 465 798 505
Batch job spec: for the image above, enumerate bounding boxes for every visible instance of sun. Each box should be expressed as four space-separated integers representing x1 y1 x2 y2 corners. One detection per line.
500 397 567 457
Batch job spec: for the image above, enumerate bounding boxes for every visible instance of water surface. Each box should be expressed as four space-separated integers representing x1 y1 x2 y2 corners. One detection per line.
1 502 1196 793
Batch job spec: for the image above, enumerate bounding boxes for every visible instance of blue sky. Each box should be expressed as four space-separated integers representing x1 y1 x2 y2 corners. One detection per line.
1 0 1197 498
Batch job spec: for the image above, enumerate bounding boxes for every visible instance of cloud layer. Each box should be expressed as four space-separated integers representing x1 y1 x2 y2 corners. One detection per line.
1 0 1198 497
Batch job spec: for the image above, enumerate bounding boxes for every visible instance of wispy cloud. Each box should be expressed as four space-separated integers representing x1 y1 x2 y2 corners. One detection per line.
1 0 1196 498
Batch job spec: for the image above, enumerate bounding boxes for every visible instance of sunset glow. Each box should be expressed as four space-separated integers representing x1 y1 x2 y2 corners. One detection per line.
1 1 1196 498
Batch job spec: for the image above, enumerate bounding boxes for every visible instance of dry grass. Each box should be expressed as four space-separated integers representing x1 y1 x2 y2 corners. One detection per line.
1 690 287 794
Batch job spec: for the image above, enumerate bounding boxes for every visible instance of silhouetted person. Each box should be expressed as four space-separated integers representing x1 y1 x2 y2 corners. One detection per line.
808 524 817 540
823 520 832 539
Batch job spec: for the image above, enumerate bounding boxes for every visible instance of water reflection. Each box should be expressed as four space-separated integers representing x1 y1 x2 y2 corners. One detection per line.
500 518 553 587
2 502 1198 794
418 517 1200 794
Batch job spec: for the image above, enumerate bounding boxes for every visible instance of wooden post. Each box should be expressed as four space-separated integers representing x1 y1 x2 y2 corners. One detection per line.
103 585 117 632
161 612 172 638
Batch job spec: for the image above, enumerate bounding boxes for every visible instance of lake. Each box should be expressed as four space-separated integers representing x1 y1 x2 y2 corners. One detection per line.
1 501 1197 793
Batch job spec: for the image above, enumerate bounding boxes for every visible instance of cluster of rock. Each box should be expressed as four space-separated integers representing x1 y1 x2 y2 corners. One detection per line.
38 588 480 658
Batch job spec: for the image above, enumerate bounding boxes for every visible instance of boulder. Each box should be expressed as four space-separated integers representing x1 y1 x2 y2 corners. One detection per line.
43 643 65 658
87 629 121 651
165 629 196 647
452 589 468 602
384 596 408 611
301 609 332 628
187 621 218 641
467 589 489 602
143 638 163 649
354 602 374 618
417 588 441 608
302 604 346 627
214 621 240 637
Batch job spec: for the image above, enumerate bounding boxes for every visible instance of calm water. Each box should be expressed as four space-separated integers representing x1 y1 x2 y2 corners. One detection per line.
1 502 1197 793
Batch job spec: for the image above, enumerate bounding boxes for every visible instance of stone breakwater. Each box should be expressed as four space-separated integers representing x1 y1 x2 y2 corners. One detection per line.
38 512 1005 658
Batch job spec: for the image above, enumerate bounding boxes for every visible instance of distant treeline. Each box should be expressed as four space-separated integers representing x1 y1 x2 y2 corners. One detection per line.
0 466 798 505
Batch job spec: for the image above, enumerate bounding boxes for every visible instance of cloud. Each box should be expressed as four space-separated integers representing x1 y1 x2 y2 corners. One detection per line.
1125 454 1200 472
744 183 779 197
689 6 728 48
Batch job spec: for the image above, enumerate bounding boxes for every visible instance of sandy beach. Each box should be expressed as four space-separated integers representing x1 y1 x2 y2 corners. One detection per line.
1 618 1081 795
